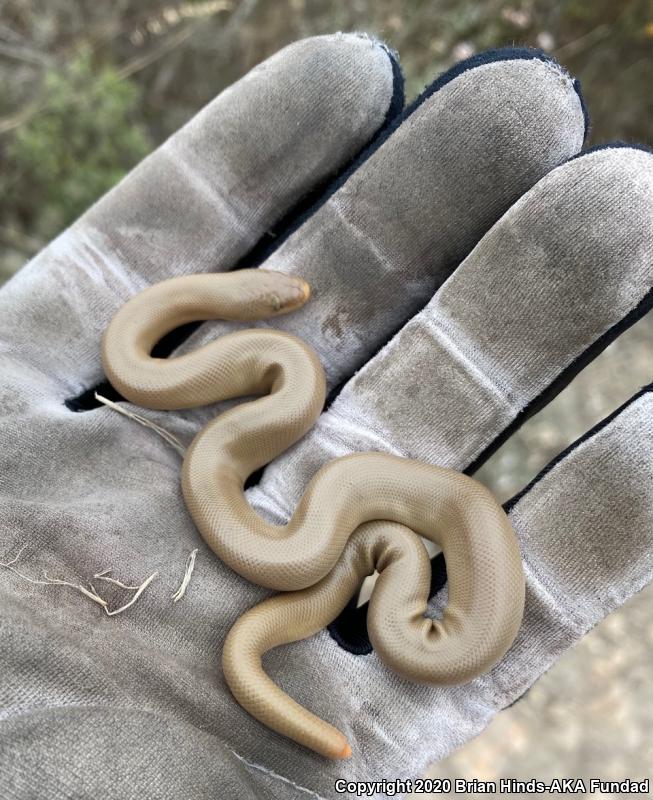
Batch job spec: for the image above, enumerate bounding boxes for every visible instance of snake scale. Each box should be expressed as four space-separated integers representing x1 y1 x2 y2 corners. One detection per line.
102 269 525 760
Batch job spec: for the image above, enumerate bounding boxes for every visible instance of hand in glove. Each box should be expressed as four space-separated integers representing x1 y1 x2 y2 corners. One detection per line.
3 32 651 800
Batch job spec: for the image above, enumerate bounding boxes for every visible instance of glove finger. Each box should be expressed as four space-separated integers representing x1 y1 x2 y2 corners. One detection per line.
419 385 653 773
251 145 653 547
173 48 586 394
0 34 399 395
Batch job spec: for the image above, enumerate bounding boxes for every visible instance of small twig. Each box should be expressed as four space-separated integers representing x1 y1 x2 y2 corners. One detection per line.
105 571 159 616
0 41 54 66
172 549 198 602
42 571 109 608
0 543 27 567
553 24 610 60
1 544 157 615
93 568 141 590
0 546 107 608
0 24 199 137
95 392 186 456
117 23 197 80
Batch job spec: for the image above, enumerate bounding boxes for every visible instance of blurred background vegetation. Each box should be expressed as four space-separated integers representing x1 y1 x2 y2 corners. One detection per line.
1 0 652 789
1 0 652 282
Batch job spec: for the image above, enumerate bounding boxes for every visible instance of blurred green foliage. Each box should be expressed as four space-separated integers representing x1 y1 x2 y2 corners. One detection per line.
0 0 651 279
4 49 150 230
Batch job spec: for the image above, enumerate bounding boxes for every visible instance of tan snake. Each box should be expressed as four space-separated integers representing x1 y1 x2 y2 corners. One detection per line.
101 269 525 760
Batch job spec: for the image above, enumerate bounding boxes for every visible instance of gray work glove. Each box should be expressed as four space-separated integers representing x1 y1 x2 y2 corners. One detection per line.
3 31 651 799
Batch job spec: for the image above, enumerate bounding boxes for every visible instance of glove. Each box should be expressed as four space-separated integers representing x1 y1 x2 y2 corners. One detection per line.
2 31 638 799
246 139 653 791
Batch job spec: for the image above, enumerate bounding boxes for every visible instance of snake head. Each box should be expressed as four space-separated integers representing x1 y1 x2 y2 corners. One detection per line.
247 269 311 317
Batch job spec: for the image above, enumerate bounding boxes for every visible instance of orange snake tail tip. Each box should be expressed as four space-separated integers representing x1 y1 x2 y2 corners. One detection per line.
298 278 311 302
335 742 352 760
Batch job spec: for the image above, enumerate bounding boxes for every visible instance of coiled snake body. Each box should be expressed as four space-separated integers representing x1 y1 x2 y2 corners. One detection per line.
102 269 525 760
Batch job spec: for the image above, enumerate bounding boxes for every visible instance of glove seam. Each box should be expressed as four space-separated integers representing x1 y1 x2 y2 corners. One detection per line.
421 313 522 414
323 408 408 458
484 560 585 707
159 144 254 241
227 746 330 800
520 543 597 635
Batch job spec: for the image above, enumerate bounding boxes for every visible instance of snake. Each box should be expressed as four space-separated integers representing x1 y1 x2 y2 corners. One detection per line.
101 268 525 760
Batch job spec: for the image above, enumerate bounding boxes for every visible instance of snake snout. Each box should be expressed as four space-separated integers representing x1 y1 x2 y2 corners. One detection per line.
252 270 311 316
